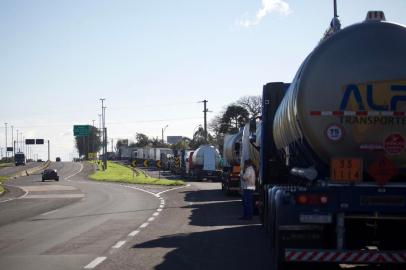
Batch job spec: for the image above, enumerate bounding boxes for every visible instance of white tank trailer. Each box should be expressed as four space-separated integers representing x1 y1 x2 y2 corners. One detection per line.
272 13 406 179
190 145 222 180
257 10 406 269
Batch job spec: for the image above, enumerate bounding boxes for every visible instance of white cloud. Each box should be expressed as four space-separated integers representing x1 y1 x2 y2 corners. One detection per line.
239 0 292 27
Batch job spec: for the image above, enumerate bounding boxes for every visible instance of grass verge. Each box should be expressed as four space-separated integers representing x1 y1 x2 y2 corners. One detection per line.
0 176 7 195
89 161 184 186
0 163 13 168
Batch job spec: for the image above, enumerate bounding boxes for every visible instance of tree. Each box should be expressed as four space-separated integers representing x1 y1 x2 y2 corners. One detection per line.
75 126 101 159
221 104 249 133
135 133 149 147
171 137 191 150
236 95 262 118
115 139 129 150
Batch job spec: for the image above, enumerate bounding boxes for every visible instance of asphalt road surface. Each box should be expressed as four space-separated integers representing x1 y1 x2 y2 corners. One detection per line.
0 163 401 270
0 162 41 177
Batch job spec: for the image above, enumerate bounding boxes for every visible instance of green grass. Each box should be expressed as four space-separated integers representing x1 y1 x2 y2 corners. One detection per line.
0 163 13 167
0 176 7 195
89 161 184 186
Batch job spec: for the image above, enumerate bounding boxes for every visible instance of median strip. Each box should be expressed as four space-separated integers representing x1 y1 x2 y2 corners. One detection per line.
88 161 184 186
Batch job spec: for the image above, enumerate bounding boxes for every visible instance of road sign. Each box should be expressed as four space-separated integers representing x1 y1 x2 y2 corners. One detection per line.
131 160 137 167
156 160 161 168
368 157 397 185
174 157 180 168
143 160 149 167
35 139 44 144
73 125 91 136
25 139 35 145
6 147 13 152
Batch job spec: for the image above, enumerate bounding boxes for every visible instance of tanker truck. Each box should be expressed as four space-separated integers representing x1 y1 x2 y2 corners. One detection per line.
221 122 262 196
254 10 406 270
221 131 243 194
189 145 222 181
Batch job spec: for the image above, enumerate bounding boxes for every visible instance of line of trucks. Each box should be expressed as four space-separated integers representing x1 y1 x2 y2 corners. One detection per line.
222 10 406 269
118 9 406 268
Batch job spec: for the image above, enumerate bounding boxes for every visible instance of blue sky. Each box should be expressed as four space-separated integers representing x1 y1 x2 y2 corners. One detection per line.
1 0 405 160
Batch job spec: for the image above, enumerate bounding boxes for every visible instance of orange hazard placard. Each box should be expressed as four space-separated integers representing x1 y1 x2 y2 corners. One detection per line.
367 157 397 185
331 158 363 182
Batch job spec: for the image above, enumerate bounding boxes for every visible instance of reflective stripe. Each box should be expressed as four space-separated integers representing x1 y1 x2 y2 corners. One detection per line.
285 250 406 263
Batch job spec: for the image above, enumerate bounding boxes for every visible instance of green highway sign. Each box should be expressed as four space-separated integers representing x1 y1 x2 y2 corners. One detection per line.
73 125 91 136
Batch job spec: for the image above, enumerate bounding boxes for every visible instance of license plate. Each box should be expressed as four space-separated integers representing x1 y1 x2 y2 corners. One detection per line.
300 214 332 224
331 158 363 183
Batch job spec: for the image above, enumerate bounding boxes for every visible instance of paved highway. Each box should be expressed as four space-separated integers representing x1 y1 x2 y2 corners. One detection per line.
0 163 398 270
0 162 42 177
0 162 161 270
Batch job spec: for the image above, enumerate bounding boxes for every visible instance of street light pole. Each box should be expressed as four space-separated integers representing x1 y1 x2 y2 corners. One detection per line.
11 125 14 157
162 125 168 144
4 123 7 158
100 98 107 170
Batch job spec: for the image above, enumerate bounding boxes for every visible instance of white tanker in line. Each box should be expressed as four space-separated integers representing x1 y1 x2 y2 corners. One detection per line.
253 7 406 270
221 123 262 195
189 145 222 180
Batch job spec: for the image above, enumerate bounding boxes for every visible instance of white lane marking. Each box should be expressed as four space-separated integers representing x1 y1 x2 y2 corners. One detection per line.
23 185 77 192
121 185 159 198
129 230 140 237
112 240 126 249
140 222 149 228
157 208 163 212
84 257 106 269
159 204 164 209
156 184 190 196
148 217 155 222
41 209 58 216
153 212 159 216
24 194 85 199
0 185 29 204
64 162 84 180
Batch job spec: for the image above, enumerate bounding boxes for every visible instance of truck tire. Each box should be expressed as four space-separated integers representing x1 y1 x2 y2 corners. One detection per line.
270 198 289 270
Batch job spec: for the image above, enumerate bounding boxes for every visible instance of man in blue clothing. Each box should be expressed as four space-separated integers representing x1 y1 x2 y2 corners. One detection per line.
240 159 256 220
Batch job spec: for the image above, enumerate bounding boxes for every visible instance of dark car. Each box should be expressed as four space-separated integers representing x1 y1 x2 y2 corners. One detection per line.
56 157 61 162
42 169 59 181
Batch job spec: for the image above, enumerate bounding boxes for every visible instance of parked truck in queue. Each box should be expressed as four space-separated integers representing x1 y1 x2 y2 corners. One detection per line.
254 10 406 269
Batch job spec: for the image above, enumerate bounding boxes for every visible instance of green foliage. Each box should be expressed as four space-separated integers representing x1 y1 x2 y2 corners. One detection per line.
75 126 101 158
89 161 184 186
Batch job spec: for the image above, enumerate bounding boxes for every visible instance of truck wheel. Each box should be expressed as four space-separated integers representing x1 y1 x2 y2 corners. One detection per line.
270 202 289 270
56 176 59 181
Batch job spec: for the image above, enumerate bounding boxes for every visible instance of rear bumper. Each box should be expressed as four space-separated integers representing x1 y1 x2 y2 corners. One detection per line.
285 249 406 264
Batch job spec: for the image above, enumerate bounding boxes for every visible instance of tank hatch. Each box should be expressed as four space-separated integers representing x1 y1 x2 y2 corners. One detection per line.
365 11 386 22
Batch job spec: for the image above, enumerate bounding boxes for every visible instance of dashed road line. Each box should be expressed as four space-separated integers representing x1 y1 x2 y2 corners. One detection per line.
157 208 163 212
147 217 155 222
129 230 140 237
84 257 107 269
112 240 126 249
140 222 149 228
153 212 159 216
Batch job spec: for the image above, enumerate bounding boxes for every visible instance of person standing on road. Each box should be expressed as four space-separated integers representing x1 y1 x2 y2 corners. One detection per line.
240 159 256 220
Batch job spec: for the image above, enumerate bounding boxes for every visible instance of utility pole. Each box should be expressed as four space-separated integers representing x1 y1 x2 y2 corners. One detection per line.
111 138 113 152
199 100 208 143
162 125 168 144
100 98 107 170
4 123 7 158
11 125 14 158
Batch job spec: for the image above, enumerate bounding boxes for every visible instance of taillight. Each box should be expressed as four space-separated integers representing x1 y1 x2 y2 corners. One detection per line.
296 194 328 205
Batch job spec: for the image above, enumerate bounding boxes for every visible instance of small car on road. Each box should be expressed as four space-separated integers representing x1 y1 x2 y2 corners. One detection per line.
42 169 59 182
